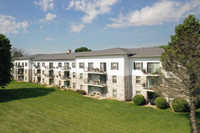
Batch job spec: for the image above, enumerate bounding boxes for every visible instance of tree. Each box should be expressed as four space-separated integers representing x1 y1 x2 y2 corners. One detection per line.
0 34 12 88
74 47 92 52
11 47 27 58
154 15 200 133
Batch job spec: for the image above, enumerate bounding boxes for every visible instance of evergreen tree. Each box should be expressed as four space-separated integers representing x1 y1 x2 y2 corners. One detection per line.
154 15 200 133
0 34 12 88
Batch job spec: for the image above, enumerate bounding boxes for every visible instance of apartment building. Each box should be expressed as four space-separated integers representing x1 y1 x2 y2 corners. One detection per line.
13 47 164 101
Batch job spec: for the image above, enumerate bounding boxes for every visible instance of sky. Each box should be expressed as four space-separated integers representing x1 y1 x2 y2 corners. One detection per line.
0 0 200 55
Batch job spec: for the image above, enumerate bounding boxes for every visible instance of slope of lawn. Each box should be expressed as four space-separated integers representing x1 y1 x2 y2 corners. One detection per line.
0 81 195 133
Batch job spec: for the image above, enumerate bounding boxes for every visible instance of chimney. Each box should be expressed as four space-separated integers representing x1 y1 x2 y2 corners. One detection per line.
66 49 71 54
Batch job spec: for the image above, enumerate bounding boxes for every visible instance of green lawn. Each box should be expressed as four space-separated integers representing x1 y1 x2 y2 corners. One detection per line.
0 81 198 133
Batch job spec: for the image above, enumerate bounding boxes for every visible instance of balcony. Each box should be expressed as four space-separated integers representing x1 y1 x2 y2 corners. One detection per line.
61 75 71 80
45 66 54 70
16 65 24 69
84 79 107 87
142 76 155 91
17 72 24 75
35 66 41 70
45 74 54 79
61 66 71 71
84 67 106 74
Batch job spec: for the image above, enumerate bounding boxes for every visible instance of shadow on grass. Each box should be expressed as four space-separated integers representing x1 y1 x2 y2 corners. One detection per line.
178 111 200 132
0 87 55 103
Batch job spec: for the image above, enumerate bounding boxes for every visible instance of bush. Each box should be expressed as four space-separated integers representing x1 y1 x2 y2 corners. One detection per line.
75 90 87 95
172 97 189 112
133 95 146 106
155 97 168 109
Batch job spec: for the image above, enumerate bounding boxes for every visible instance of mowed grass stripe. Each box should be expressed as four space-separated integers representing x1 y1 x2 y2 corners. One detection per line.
0 81 193 133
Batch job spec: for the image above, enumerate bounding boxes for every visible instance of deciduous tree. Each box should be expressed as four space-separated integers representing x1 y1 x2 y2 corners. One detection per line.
74 47 91 52
154 15 200 133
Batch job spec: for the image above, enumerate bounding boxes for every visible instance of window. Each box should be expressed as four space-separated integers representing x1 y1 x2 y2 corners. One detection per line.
58 63 62 67
147 77 154 88
15 63 17 66
111 62 118 70
147 62 160 73
136 91 141 95
112 75 117 83
79 62 84 69
100 62 106 71
25 62 27 66
80 73 83 79
59 71 61 76
80 85 83 90
88 62 93 71
73 72 76 78
37 63 40 67
25 77 27 80
73 83 76 88
72 62 76 68
112 89 117 98
134 62 143 70
49 63 53 69
42 63 45 67
22 62 24 67
136 76 141 84
64 62 70 69
42 78 44 83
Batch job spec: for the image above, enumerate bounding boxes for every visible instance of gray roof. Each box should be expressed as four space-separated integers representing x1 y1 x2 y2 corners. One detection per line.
130 47 164 58
14 47 164 61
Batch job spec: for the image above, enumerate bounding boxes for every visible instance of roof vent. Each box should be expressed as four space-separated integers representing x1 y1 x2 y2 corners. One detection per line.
66 49 71 54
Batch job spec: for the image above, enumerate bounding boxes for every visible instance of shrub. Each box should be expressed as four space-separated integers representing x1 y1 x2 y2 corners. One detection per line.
172 97 189 112
75 90 87 95
155 97 168 109
133 95 146 106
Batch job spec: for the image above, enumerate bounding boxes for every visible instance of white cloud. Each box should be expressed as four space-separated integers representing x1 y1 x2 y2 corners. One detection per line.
40 13 56 23
67 0 118 24
34 0 54 12
105 0 200 29
70 24 85 33
0 15 29 35
45 37 55 41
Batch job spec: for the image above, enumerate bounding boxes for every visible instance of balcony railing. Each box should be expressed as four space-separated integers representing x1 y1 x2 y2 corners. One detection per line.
142 83 154 90
16 65 24 69
84 67 106 74
35 66 41 69
45 66 54 70
61 66 71 71
61 75 71 80
45 74 54 78
84 79 107 87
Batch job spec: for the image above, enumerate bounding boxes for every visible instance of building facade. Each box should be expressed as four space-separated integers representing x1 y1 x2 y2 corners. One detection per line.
13 47 164 101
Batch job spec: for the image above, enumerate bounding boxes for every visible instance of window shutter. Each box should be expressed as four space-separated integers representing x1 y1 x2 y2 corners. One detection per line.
141 62 143 69
133 62 136 70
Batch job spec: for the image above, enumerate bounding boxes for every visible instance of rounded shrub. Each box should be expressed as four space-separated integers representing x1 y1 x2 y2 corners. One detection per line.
172 97 189 112
75 90 87 95
155 97 168 109
133 95 146 106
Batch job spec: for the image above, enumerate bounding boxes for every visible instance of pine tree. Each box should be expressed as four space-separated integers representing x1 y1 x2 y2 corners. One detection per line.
155 15 200 133
0 34 12 88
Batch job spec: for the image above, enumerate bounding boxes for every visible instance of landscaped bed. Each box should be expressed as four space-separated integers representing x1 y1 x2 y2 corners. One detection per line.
0 81 199 133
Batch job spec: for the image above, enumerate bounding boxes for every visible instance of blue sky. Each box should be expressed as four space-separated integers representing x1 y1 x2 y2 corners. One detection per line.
0 0 200 54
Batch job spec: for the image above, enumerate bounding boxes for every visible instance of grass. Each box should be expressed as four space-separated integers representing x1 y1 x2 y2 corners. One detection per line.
0 81 198 133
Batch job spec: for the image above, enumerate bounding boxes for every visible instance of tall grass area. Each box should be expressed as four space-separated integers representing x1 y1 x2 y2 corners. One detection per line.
0 81 197 133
